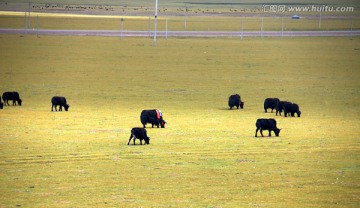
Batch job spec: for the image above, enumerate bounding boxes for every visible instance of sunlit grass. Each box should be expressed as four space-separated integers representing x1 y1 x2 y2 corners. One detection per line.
0 35 359 207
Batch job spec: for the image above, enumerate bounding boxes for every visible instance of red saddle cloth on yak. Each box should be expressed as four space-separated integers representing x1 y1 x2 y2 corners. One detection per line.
155 109 162 119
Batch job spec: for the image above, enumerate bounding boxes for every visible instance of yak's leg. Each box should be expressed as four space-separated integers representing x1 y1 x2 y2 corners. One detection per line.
133 135 137 145
260 129 264 137
128 134 133 145
255 128 259 137
269 130 272 137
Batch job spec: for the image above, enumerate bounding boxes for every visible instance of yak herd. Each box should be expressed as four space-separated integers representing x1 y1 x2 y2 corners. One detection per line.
1 91 301 145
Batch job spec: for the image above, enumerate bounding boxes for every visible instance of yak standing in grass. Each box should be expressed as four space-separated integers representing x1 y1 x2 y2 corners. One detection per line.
275 101 291 116
283 103 301 117
255 118 281 137
228 94 244 110
140 109 166 128
2 92 22 106
51 96 69 111
264 98 280 113
128 127 150 145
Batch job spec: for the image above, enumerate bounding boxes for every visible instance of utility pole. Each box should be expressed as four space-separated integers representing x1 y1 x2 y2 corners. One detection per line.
153 0 158 46
184 4 187 31
318 10 322 30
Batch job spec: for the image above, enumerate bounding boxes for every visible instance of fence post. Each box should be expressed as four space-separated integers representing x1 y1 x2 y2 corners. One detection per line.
28 1 31 29
36 15 39 38
166 17 168 39
120 18 124 39
261 17 263 38
24 12 27 35
148 16 150 38
240 18 243 40
350 19 353 39
318 10 322 30
281 17 284 39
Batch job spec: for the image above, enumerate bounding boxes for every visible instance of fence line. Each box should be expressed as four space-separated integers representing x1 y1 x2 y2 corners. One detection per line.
1 28 359 38
1 13 359 38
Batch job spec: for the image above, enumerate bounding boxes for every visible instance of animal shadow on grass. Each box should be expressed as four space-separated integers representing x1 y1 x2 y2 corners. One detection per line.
218 107 243 111
254 129 282 138
219 107 230 111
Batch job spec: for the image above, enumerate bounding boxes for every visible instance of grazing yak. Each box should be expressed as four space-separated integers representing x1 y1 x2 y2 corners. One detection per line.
283 103 301 117
51 96 69 111
128 127 150 145
275 101 291 116
2 92 22 106
264 98 280 113
255 118 281 137
228 94 244 110
140 109 166 128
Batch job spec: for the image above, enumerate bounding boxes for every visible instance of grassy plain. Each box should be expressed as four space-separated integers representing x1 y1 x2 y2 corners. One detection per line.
0 35 359 207
0 12 359 31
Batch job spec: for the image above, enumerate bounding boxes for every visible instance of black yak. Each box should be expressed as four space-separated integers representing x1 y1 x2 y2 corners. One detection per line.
128 127 150 145
140 109 166 128
228 94 244 110
2 92 22 106
255 118 281 137
264 98 280 113
51 96 69 111
275 101 291 116
283 103 301 117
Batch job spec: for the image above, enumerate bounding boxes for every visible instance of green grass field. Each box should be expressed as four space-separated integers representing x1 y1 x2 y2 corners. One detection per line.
0 35 359 207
